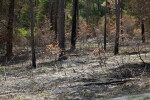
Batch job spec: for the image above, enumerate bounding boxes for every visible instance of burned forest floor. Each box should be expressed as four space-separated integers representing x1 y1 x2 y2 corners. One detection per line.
1 38 150 100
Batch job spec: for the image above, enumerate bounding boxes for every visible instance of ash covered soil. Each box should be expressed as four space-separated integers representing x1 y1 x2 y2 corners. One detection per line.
0 38 150 100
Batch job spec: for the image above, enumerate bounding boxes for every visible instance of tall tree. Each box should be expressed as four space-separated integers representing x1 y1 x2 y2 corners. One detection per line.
58 0 66 60
71 0 78 50
49 0 53 30
5 0 15 59
86 0 89 25
104 0 107 51
77 0 79 33
141 20 145 43
35 0 38 6
29 0 36 68
114 0 121 55
120 0 123 41
54 0 59 41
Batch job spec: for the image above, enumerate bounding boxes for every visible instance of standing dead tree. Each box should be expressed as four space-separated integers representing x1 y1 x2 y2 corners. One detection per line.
29 0 36 68
114 0 121 55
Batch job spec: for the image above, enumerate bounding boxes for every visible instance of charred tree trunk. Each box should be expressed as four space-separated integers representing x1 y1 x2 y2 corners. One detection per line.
49 0 53 30
58 0 66 60
97 0 100 11
71 0 78 50
29 0 36 68
54 0 59 41
77 0 79 30
0 0 3 12
141 20 145 43
35 0 38 6
114 0 121 55
120 0 124 41
5 0 15 59
104 0 107 51
86 0 89 25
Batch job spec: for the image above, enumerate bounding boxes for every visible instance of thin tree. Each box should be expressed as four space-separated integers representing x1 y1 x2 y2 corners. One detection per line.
141 20 145 43
5 0 15 59
29 0 36 68
114 0 121 55
86 0 89 25
71 0 78 50
97 0 100 11
58 0 66 60
54 0 59 41
77 0 79 33
49 0 53 30
35 0 38 6
120 0 124 41
104 0 107 51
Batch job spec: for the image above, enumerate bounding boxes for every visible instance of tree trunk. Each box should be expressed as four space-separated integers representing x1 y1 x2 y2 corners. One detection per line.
5 0 15 59
77 0 79 30
54 0 59 41
86 0 89 25
0 0 3 12
114 0 121 55
97 0 100 11
120 0 124 41
35 0 38 6
29 0 36 68
104 0 107 51
71 0 78 50
58 0 65 59
49 0 53 30
141 20 145 43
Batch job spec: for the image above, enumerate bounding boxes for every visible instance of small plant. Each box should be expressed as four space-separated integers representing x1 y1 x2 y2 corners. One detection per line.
0 66 11 74
136 96 150 100
82 92 86 97
42 66 47 71
37 92 51 98
55 62 61 67
143 96 150 100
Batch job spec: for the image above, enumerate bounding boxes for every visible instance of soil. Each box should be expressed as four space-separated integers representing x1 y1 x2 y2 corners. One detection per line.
0 38 150 100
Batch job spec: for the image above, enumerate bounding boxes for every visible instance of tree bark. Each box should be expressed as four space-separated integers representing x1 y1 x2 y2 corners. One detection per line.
29 0 36 68
5 0 15 59
104 0 107 51
114 0 121 55
71 0 78 50
54 0 59 41
49 0 53 30
35 0 38 6
97 0 100 11
86 0 89 25
141 20 145 43
120 0 124 41
58 0 65 59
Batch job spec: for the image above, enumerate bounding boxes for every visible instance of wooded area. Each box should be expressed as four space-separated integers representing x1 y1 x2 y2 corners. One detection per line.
0 0 150 99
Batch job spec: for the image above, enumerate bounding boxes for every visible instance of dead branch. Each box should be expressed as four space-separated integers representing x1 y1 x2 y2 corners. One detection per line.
83 78 140 86
0 90 25 95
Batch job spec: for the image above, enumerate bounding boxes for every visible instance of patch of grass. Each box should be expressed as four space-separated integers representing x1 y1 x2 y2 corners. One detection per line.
143 96 150 100
136 96 150 100
15 95 27 100
37 92 51 98
0 66 11 74
81 92 87 97
55 62 61 66
42 66 47 70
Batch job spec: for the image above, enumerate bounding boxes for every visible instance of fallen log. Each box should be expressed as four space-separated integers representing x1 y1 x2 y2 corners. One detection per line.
0 90 25 95
83 78 140 86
